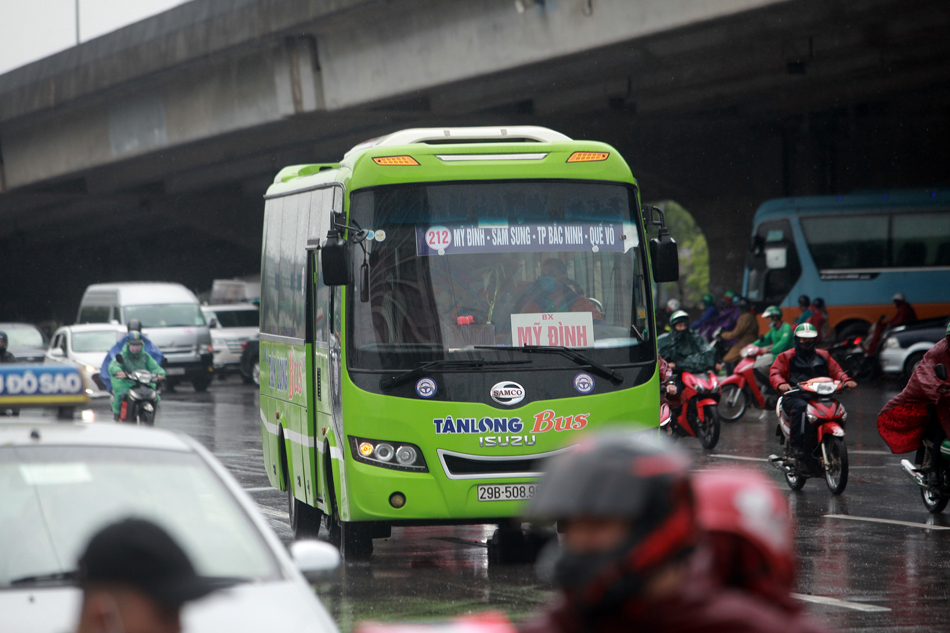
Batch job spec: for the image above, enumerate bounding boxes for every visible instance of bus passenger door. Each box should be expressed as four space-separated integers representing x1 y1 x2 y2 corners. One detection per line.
310 194 333 515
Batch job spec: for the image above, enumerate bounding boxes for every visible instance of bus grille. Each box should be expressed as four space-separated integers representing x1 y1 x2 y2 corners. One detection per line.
436 448 570 480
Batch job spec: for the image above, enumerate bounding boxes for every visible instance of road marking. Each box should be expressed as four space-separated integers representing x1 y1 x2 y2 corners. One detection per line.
244 487 273 492
707 454 769 462
849 450 891 455
824 514 950 531
792 593 891 612
257 505 290 520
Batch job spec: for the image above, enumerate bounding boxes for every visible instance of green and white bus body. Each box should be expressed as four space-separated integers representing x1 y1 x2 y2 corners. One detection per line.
259 127 669 558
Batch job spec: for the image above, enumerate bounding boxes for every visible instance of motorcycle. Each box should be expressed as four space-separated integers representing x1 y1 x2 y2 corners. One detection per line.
769 377 849 494
115 353 161 425
830 315 887 382
899 362 950 513
662 370 721 449
718 344 779 421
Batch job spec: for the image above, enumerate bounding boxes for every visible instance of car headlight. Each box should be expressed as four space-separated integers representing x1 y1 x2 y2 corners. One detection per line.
349 436 428 472
884 337 900 350
85 365 98 374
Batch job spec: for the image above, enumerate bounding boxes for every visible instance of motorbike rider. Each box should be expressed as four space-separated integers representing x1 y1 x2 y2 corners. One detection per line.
769 323 856 461
889 292 918 327
0 331 15 363
794 295 812 326
693 466 832 632
108 331 165 422
518 433 821 633
691 293 719 334
751 306 792 372
101 319 164 394
806 298 830 343
657 298 681 333
877 322 950 486
719 298 760 368
658 311 721 400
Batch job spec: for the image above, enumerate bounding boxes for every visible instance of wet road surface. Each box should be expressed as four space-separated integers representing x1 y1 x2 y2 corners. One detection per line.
44 377 950 631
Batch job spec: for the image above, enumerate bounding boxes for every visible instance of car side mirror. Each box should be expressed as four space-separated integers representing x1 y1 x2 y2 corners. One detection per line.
49 348 65 358
321 229 352 286
937 364 947 381
290 539 341 583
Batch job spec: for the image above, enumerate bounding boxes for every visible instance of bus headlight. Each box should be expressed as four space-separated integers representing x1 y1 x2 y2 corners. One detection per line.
349 436 428 472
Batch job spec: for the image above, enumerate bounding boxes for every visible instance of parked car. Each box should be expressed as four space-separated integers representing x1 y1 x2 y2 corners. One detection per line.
880 315 950 379
240 337 260 386
44 324 127 398
201 303 260 379
0 322 48 363
77 282 214 391
0 421 341 633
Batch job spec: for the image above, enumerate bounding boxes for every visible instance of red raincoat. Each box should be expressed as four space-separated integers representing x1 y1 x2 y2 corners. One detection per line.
877 338 950 454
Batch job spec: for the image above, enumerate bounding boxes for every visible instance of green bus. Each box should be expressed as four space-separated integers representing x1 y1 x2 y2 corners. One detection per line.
258 126 677 559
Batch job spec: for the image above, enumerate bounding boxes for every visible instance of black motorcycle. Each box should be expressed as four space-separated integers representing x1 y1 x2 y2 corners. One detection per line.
115 354 162 425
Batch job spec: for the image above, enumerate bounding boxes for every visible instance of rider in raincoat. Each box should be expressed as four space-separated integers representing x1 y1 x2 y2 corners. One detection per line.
109 331 165 421
100 319 163 393
659 311 718 374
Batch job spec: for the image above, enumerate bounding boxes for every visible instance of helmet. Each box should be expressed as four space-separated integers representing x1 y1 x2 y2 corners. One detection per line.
797 295 810 308
762 306 782 319
127 330 145 353
945 321 949 336
666 298 681 312
724 290 737 303
892 292 905 302
128 319 142 332
0 331 7 352
735 297 749 310
812 297 825 309
693 467 795 602
525 433 696 610
670 310 690 327
793 323 818 339
702 293 715 307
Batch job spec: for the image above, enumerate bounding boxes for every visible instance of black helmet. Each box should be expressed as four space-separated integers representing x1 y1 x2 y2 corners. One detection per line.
525 433 697 611
798 295 810 308
813 297 825 309
128 319 142 332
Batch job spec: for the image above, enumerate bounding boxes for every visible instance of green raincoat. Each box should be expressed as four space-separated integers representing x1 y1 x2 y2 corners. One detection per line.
657 328 717 374
108 341 165 415
754 322 793 356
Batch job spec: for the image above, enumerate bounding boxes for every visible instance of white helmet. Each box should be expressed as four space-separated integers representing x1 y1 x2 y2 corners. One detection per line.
892 293 905 302
667 298 681 312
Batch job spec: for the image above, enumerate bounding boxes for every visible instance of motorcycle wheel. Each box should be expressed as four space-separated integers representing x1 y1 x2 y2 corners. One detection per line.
921 487 949 514
697 405 721 450
718 384 746 421
785 465 806 490
142 408 155 426
823 436 849 495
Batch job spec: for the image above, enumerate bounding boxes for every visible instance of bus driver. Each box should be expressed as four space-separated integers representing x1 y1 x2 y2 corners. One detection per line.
516 259 603 320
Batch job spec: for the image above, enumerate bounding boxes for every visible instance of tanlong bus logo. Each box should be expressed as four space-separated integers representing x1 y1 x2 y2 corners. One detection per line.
266 348 304 401
491 381 525 406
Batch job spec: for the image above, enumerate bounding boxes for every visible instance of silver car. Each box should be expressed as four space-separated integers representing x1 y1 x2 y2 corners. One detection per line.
44 324 127 398
0 422 341 633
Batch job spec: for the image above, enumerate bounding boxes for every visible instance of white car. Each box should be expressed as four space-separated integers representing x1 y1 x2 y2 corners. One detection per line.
201 303 260 380
44 324 128 398
0 422 341 633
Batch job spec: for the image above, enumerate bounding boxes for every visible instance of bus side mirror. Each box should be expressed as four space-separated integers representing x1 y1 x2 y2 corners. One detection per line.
937 364 947 381
321 230 352 286
645 207 678 283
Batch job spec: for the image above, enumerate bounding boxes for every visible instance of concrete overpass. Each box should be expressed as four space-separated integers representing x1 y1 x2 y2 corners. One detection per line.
1 0 948 322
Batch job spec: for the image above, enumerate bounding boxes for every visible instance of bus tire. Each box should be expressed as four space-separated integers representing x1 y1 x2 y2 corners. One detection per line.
322 447 373 560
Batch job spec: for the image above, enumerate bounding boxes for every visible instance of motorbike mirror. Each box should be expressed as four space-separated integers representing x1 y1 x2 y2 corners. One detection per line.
937 364 947 381
321 229 352 286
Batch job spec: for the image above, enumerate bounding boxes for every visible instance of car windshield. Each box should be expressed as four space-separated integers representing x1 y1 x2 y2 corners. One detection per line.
0 446 280 588
211 308 260 328
71 331 121 353
124 304 206 328
5 327 46 348
348 181 652 370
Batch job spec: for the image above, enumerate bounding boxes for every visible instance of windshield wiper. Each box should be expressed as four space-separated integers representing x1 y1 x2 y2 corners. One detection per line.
10 570 77 587
477 345 624 385
380 359 531 391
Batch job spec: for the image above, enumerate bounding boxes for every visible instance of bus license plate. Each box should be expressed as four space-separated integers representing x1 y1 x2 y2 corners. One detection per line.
477 484 537 502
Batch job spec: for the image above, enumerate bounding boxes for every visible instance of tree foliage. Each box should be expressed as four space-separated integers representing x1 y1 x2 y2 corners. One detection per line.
647 200 709 309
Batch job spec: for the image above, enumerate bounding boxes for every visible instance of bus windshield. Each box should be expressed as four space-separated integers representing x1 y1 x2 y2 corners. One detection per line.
348 181 652 370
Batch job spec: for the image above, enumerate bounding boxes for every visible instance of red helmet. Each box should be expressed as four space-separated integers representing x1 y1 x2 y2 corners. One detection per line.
693 466 795 601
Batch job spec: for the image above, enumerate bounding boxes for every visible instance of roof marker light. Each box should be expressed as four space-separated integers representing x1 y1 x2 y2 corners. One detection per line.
373 156 420 166
436 153 547 162
567 152 609 163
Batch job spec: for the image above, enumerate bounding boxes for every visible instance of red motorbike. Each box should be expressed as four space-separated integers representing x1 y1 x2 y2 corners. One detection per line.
769 377 849 495
662 370 721 449
718 345 778 421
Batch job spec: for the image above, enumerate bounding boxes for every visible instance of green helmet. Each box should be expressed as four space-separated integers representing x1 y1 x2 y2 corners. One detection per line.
945 321 950 336
762 306 782 319
794 323 818 339
702 293 715 307
670 310 690 326
724 290 737 300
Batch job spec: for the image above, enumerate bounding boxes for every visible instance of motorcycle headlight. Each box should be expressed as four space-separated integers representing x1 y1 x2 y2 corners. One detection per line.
806 412 817 423
128 390 142 401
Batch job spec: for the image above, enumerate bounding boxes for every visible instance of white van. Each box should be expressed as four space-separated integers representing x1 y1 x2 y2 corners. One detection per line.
77 282 214 391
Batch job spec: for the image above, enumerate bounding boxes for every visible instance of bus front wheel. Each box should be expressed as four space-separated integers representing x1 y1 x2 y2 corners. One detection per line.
289 490 323 539
327 517 373 561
